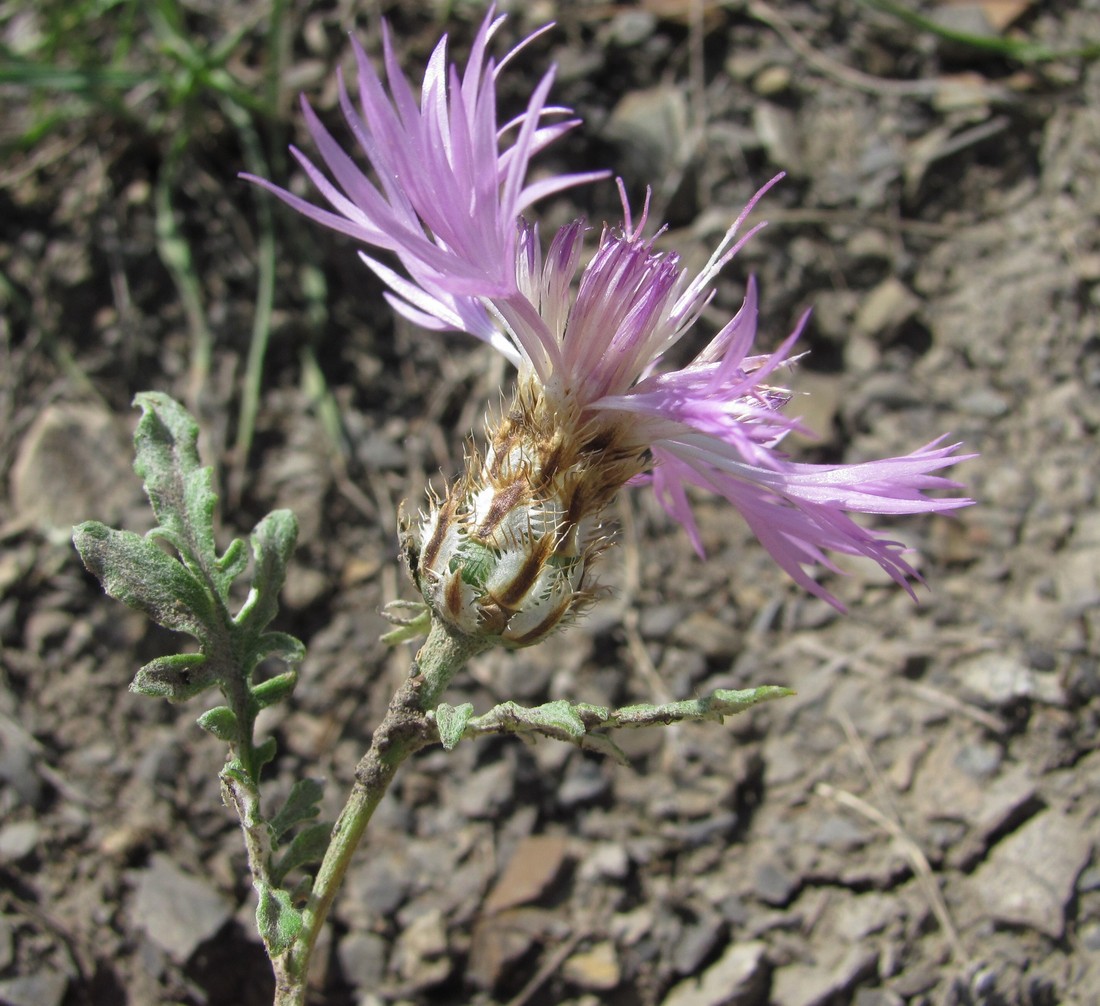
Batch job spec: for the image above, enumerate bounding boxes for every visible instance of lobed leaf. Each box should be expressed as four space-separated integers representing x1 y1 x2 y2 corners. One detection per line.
615 686 795 725
272 821 332 887
215 536 249 587
132 392 254 605
458 687 795 761
236 509 298 635
500 699 587 738
269 778 325 843
72 522 214 635
531 700 586 737
132 393 217 572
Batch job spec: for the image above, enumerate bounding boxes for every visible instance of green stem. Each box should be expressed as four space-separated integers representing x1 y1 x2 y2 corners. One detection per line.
857 0 1100 62
153 134 213 414
415 618 493 708
224 94 276 500
271 619 489 1005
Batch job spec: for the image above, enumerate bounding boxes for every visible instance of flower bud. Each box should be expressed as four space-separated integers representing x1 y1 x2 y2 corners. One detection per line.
402 378 646 648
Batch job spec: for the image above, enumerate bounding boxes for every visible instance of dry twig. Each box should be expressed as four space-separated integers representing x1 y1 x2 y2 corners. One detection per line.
820 711 971 965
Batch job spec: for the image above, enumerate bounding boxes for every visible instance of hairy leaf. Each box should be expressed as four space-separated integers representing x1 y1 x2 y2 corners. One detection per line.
256 883 302 957
196 705 239 741
131 653 214 701
272 821 332 887
269 778 325 842
434 702 475 751
133 394 216 568
254 736 278 772
76 394 305 778
460 687 794 761
615 685 794 725
505 699 586 738
72 522 214 635
250 631 306 669
235 509 298 634
252 670 298 709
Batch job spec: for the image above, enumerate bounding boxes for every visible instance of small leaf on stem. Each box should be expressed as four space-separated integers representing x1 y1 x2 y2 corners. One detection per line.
380 600 432 646
256 883 303 957
72 522 215 635
236 509 298 636
252 670 298 709
132 392 238 595
132 653 214 702
251 631 306 669
460 686 795 758
254 736 278 773
272 821 332 887
197 705 240 741
434 702 474 751
494 699 587 738
270 778 325 842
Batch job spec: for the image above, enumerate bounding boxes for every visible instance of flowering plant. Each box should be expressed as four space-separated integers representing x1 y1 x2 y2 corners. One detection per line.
75 8 973 1003
246 9 971 637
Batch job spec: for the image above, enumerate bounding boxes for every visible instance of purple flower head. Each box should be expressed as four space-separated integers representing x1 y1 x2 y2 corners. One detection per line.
483 181 975 609
243 7 606 348
250 11 975 619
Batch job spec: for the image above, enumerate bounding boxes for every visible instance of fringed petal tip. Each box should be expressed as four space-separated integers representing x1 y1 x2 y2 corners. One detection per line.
247 7 604 327
646 434 975 609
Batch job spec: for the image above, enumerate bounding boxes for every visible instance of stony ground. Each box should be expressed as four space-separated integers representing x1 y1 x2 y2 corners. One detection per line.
2 1 1099 1005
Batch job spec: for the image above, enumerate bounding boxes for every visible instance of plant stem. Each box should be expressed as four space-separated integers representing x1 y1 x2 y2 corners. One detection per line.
271 619 490 1005
228 92 276 503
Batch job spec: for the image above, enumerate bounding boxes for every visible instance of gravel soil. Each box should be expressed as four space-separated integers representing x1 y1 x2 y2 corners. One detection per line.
2 2 1099 1004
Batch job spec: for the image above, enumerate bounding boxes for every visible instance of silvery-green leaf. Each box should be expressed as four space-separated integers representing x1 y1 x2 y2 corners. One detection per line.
252 670 298 709
254 736 277 773
515 699 586 738
272 822 332 887
256 883 302 957
711 686 794 712
615 685 794 725
434 702 474 751
236 509 298 634
270 778 325 843
132 393 223 586
251 631 306 668
72 522 213 635
196 705 239 741
131 653 214 701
